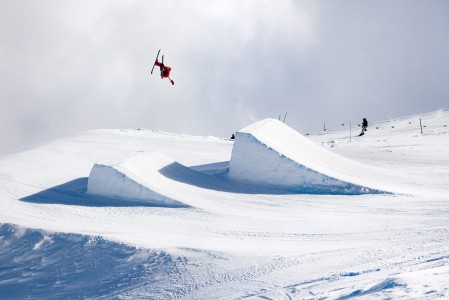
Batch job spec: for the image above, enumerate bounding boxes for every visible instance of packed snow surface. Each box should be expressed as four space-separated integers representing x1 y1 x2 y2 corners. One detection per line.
1 110 449 299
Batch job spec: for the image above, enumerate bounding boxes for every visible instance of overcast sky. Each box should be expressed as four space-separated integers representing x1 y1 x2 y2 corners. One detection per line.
1 0 449 154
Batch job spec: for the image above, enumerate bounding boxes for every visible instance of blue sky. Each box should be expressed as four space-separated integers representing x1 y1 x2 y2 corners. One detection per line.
1 0 448 153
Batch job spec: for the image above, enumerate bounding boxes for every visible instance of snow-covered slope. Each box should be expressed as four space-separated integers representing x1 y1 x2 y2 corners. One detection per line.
0 223 185 299
1 110 449 299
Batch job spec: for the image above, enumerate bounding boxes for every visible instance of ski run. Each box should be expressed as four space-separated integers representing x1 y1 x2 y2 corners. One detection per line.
1 110 449 299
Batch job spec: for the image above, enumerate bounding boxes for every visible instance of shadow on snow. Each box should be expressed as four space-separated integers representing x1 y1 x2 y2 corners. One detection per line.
21 161 383 207
20 178 190 208
163 161 384 195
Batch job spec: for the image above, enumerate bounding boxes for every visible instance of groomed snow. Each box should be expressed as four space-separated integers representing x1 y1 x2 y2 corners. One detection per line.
1 110 449 299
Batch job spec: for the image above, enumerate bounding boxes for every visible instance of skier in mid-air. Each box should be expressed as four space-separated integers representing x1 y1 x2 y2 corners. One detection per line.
151 50 175 85
155 59 174 85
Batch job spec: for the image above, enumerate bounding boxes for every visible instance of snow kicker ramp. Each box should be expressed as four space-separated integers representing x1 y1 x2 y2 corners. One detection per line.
228 118 414 194
87 152 187 207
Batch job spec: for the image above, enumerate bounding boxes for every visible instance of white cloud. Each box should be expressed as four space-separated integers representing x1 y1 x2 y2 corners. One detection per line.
1 0 448 153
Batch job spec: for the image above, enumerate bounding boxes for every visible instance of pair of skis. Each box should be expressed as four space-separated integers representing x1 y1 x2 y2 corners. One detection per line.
150 49 163 75
151 49 174 85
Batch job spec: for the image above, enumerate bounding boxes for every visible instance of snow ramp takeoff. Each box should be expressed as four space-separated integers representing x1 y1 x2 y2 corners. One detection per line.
87 152 186 207
228 119 413 194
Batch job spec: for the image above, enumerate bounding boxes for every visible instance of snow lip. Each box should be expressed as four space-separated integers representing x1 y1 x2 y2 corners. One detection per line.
239 118 277 134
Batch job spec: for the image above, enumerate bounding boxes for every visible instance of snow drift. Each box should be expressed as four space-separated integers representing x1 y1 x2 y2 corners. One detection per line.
228 118 413 194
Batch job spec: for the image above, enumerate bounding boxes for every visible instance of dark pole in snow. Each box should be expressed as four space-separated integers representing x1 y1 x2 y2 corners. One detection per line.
350 122 352 142
420 118 423 134
283 112 287 123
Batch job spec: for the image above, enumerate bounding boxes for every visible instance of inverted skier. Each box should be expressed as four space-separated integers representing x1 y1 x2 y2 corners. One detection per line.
155 59 174 85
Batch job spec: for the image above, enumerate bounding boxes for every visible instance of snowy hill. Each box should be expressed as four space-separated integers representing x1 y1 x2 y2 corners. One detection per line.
1 110 449 299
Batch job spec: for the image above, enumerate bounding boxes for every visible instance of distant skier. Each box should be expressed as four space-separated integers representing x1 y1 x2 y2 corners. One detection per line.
359 118 368 136
155 59 174 85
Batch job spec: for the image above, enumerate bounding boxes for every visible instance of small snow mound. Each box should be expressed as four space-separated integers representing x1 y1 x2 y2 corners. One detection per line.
337 278 404 299
87 152 184 206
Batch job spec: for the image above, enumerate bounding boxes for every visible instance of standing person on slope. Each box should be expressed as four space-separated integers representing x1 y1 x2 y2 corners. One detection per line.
155 59 175 85
359 118 368 136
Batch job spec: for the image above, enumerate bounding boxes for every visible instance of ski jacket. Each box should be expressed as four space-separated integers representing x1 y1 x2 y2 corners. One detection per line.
161 66 171 78
155 61 171 78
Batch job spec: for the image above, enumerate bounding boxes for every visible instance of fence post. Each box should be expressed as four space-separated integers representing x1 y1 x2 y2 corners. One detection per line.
350 122 352 142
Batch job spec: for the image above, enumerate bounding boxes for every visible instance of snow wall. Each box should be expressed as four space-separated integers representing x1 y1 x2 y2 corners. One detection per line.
228 119 390 194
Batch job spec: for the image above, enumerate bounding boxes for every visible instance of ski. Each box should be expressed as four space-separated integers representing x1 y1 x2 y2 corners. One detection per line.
151 49 161 74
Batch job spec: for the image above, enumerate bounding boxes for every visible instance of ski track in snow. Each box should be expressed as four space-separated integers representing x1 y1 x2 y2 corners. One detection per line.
1 110 449 299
